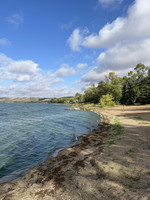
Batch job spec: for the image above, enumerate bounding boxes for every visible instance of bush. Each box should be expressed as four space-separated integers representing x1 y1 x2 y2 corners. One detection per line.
100 94 115 108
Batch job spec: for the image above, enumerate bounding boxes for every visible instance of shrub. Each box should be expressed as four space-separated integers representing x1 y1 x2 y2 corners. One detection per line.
100 94 115 108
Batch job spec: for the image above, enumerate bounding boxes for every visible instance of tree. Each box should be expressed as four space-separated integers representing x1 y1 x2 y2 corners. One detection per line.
138 76 150 104
120 76 128 105
84 84 99 103
99 94 115 108
97 80 110 98
121 63 150 105
74 93 83 103
98 72 122 103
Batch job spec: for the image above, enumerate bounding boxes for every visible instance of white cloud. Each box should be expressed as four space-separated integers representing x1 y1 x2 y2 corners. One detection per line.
0 54 12 68
50 78 64 86
81 67 133 87
67 28 82 51
54 64 76 77
14 75 31 82
0 53 79 97
32 72 64 88
0 38 11 45
96 40 150 72
98 0 123 7
83 0 150 49
8 60 40 75
0 54 40 82
81 40 150 84
83 18 125 48
0 83 78 98
82 69 109 83
6 13 23 28
67 28 89 51
77 0 150 85
76 63 88 70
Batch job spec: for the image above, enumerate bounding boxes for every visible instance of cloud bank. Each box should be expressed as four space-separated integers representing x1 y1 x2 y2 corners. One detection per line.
68 0 150 84
54 64 76 78
0 53 79 97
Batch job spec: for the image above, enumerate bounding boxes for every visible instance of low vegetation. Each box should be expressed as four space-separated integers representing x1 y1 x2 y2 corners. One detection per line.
109 118 123 137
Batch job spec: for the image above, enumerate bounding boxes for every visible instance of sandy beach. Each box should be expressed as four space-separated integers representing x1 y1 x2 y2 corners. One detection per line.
0 105 150 200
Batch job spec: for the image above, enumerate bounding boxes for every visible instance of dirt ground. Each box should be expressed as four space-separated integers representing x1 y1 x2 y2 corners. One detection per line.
0 105 150 200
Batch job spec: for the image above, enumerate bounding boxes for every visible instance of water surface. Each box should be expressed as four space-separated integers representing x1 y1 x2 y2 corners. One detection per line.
0 103 100 182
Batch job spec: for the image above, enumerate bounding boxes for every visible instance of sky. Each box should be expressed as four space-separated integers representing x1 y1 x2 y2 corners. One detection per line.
0 0 150 98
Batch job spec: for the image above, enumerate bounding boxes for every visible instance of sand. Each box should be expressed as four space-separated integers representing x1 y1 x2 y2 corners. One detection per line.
0 105 150 200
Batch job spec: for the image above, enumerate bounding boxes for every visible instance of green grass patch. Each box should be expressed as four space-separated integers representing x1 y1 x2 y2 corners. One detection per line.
139 121 149 125
124 184 133 190
118 168 126 174
147 145 150 149
128 148 134 153
110 167 114 170
132 115 145 121
110 118 123 136
125 148 135 155
108 139 115 146
147 183 150 188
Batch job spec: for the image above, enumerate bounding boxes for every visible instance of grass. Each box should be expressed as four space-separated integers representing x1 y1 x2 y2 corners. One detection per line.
147 145 150 149
108 118 123 146
125 148 135 155
139 121 149 125
72 105 124 147
131 115 149 124
124 184 134 190
147 183 150 188
108 139 115 146
71 103 100 111
132 115 145 121
128 148 134 153
118 168 126 175
109 118 123 137
110 167 114 170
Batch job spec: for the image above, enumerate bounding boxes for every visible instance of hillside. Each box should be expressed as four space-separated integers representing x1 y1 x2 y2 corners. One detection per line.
0 98 51 103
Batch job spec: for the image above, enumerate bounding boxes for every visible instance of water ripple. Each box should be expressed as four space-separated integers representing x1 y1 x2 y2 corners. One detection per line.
0 103 100 182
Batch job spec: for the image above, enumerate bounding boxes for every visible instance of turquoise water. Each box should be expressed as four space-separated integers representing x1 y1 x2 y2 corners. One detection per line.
0 103 100 182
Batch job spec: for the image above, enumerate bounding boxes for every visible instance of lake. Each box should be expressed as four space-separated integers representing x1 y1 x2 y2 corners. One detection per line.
0 103 100 182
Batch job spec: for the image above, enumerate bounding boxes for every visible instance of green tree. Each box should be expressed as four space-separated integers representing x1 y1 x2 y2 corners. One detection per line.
99 94 115 108
74 93 83 103
138 75 150 104
97 72 122 103
121 63 150 105
84 84 99 103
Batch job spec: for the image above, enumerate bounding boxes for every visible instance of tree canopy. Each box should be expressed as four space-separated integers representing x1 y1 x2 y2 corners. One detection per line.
50 63 150 106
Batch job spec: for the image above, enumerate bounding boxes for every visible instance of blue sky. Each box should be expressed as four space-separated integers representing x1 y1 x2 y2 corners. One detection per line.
0 0 150 97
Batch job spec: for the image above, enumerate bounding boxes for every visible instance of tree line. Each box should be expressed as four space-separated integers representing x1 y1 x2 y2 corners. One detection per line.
50 63 150 106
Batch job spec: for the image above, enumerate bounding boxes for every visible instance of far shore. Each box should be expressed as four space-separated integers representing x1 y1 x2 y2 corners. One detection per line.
0 105 150 200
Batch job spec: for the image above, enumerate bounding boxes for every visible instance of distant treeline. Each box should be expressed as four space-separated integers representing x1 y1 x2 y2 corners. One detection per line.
50 63 150 106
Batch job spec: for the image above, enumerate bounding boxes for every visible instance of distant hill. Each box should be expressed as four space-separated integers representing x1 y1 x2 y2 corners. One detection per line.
0 97 51 103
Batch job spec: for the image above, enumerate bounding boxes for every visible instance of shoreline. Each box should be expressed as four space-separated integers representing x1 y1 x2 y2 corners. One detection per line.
0 105 150 200
0 109 110 199
0 106 100 184
52 108 102 158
